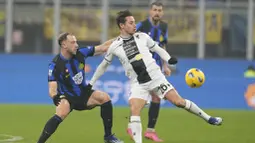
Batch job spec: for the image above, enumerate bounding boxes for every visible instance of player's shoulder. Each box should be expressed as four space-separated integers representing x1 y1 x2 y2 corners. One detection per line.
136 19 151 31
134 32 150 39
51 54 61 64
78 46 94 50
109 37 123 50
139 19 150 25
159 21 168 29
49 55 59 69
77 46 94 54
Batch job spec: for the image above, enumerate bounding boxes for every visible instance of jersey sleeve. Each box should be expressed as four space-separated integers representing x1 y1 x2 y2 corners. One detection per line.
104 46 114 63
144 33 156 49
136 22 143 32
79 46 95 58
48 62 56 82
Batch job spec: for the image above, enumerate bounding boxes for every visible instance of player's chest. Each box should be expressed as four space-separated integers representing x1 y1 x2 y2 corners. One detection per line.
61 61 85 85
117 38 147 54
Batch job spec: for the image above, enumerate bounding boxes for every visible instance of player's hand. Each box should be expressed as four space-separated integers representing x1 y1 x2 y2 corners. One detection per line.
53 94 66 106
164 66 171 76
87 84 93 90
53 95 60 106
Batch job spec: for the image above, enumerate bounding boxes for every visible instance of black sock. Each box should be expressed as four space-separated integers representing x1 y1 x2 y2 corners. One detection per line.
37 115 62 143
147 102 160 129
101 100 113 137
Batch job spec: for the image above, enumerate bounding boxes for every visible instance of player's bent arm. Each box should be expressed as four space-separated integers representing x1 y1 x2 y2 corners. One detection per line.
49 81 58 98
150 44 178 65
89 59 110 85
94 38 115 55
161 45 169 67
90 46 114 85
143 32 177 65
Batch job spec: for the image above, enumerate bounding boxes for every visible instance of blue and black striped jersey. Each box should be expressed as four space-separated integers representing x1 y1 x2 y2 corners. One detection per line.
48 46 94 97
136 18 168 68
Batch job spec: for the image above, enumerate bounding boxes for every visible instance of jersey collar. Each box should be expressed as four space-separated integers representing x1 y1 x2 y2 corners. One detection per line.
120 34 132 40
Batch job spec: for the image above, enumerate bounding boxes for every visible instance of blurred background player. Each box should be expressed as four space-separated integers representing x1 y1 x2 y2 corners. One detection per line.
126 1 170 142
37 32 123 143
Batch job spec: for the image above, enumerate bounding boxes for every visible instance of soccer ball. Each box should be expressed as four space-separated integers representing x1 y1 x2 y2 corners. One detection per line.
185 68 205 88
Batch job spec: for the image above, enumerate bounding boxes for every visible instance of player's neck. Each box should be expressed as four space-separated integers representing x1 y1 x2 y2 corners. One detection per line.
149 17 159 26
120 32 132 39
60 49 72 60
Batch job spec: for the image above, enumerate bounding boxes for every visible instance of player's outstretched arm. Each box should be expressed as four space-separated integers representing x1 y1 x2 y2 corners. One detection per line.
94 38 115 55
89 59 111 85
89 49 114 85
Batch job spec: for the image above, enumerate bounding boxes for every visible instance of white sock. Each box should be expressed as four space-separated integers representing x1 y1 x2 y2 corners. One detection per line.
128 122 131 129
184 99 211 121
130 116 142 143
146 128 155 132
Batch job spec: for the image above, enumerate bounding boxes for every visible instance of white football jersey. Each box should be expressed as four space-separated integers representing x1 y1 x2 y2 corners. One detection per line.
104 32 162 84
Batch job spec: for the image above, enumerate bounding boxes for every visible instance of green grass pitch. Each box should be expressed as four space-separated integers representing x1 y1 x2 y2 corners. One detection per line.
0 104 254 143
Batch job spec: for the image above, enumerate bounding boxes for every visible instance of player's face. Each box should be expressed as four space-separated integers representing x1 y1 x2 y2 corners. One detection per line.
122 16 136 35
150 5 163 22
65 35 79 55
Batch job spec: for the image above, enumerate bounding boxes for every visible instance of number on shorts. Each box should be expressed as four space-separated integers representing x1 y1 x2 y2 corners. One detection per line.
158 83 170 94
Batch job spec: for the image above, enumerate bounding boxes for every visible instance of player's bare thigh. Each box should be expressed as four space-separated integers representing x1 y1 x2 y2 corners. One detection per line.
151 77 186 107
128 84 148 116
56 99 71 120
150 92 161 103
86 90 110 108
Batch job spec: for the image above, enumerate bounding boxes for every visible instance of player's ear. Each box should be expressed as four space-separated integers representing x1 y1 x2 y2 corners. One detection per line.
120 23 125 29
62 41 67 49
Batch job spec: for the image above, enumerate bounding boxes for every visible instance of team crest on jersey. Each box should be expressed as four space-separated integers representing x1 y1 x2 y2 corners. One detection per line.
160 35 164 42
79 63 84 70
72 71 83 85
135 54 142 61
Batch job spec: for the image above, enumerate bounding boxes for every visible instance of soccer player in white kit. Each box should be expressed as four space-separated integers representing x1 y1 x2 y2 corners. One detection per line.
89 10 223 143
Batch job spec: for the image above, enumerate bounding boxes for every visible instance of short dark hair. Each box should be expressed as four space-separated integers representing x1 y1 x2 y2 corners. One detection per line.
116 10 133 28
58 32 70 46
150 1 163 9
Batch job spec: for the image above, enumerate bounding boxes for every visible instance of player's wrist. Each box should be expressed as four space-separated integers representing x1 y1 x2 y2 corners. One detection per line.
52 93 60 99
168 56 178 65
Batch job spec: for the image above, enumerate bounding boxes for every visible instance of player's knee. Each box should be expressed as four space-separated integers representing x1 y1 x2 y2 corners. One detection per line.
56 108 69 119
56 100 70 119
151 95 161 103
173 98 186 108
129 100 144 116
100 92 111 104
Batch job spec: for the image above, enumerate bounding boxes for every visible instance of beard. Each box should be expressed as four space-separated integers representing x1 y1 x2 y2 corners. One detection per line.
152 16 161 22
68 49 77 55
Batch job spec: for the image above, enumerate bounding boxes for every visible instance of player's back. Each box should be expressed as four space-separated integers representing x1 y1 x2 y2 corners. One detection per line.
109 32 162 84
